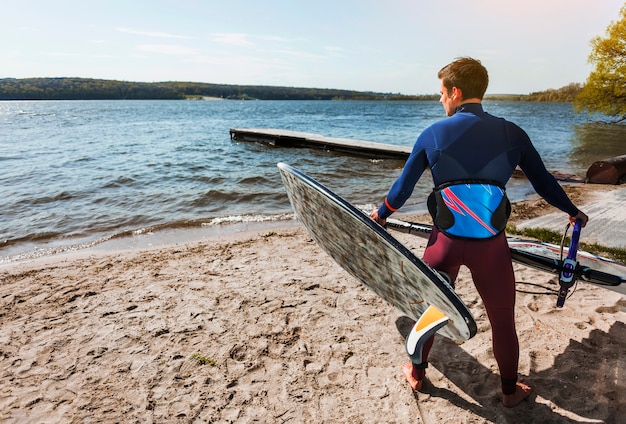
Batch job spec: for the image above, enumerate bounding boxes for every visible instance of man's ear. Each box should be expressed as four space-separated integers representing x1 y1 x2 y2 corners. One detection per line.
452 86 462 100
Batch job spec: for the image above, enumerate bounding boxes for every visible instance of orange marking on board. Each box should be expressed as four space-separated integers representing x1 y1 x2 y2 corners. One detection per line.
413 305 447 332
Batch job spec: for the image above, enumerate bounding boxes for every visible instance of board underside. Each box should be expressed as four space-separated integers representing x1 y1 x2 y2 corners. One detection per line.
278 163 477 341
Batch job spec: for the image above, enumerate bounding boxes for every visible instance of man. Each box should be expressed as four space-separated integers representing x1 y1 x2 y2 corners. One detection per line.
371 57 588 408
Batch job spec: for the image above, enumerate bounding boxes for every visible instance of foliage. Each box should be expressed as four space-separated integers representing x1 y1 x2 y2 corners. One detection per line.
478 82 582 103
574 5 626 122
191 353 217 366
483 83 583 102
524 83 583 102
0 78 184 100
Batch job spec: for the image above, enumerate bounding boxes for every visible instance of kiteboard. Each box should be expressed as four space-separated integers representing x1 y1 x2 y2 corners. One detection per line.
386 219 625 296
277 163 477 342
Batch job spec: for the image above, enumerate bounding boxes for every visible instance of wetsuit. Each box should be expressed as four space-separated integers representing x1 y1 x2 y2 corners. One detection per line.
376 103 579 394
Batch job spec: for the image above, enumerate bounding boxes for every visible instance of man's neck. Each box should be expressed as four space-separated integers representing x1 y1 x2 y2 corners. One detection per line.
459 98 482 105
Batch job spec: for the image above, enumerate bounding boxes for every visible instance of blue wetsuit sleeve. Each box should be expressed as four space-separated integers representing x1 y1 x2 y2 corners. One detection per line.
377 133 430 219
517 131 579 216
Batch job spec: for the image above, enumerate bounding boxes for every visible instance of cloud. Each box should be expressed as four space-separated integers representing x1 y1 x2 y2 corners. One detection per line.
136 44 200 55
209 33 255 47
323 46 345 58
324 46 344 53
116 27 191 39
46 51 80 57
259 35 306 43
266 48 326 61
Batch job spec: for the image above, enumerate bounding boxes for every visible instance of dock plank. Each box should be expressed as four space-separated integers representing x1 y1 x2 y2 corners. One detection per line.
229 128 411 159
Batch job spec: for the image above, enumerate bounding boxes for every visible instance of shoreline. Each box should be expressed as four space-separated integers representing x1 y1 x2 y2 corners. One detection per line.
0 215 301 266
7 182 623 273
0 173 570 267
3 179 619 268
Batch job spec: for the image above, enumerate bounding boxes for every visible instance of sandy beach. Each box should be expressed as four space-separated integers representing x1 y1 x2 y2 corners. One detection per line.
1 184 625 423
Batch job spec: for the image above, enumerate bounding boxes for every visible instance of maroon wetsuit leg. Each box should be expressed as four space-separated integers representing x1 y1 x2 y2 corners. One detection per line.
465 231 519 392
419 227 519 392
414 228 462 371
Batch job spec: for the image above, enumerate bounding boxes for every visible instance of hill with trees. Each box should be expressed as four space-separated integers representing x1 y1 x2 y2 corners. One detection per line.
0 78 437 101
0 76 587 103
522 83 583 102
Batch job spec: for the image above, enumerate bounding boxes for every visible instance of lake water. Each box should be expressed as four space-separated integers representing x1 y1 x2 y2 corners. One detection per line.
1 100 624 262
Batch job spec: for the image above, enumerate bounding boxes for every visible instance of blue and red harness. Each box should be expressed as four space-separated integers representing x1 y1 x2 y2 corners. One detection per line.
427 181 511 240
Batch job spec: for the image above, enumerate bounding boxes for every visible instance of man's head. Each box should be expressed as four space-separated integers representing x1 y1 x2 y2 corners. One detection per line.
438 57 488 116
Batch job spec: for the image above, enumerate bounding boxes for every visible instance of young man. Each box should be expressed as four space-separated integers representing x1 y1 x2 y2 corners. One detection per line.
371 57 588 408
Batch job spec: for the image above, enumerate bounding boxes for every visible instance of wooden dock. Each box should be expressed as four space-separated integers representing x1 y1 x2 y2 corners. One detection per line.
229 128 411 160
228 128 595 183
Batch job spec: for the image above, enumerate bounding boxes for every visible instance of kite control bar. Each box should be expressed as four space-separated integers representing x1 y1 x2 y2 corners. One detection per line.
556 220 582 308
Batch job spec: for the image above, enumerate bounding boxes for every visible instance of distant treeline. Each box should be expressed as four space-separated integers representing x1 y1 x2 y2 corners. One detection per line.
0 77 582 102
0 78 435 101
485 83 583 103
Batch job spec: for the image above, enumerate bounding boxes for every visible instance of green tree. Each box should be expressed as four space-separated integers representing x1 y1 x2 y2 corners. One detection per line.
575 4 626 122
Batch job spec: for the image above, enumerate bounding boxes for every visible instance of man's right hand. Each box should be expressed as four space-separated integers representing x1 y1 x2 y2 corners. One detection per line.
370 210 386 227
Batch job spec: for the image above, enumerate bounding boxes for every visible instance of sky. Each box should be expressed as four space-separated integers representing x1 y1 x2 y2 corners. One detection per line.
1 0 624 95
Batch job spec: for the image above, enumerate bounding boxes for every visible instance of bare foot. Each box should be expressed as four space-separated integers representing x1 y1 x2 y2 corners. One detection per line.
502 381 533 408
401 362 423 392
